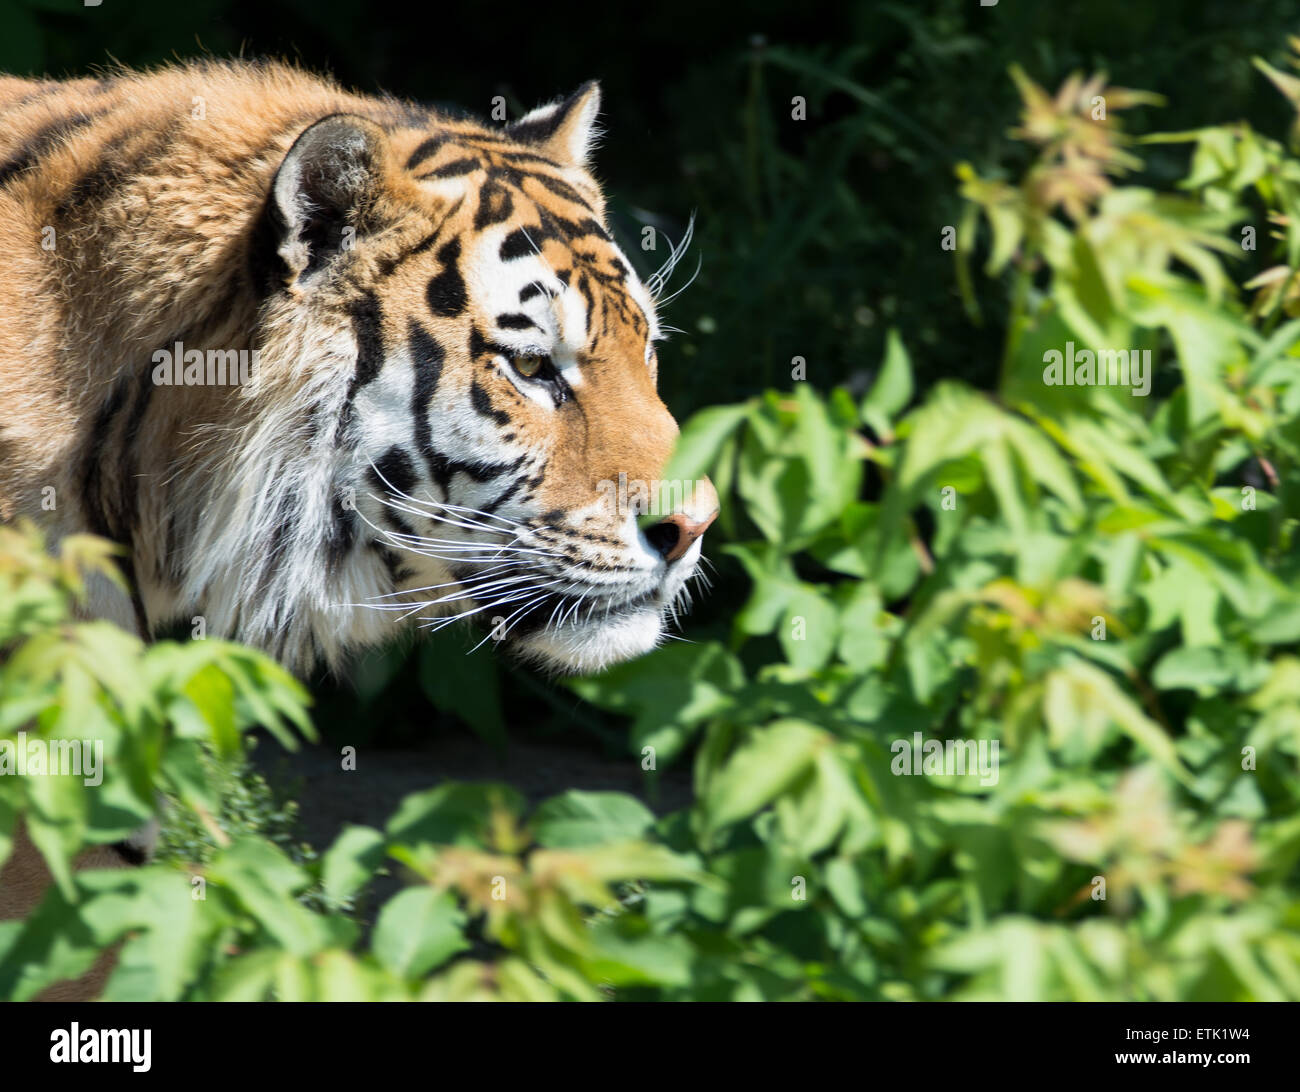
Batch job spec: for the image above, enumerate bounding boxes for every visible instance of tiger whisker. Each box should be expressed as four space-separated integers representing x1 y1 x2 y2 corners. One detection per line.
655 250 702 309
375 495 521 539
350 512 558 585
364 456 528 532
363 461 529 543
365 523 561 561
351 506 545 566
378 531 555 558
647 213 695 298
386 544 561 565
420 579 564 632
467 590 553 653
390 501 523 540
364 563 518 599
345 569 539 615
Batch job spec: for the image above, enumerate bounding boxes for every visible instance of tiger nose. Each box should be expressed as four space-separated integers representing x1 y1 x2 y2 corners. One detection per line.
646 510 718 563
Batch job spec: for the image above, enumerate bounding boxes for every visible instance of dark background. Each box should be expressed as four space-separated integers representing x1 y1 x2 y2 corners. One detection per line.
4 0 1297 753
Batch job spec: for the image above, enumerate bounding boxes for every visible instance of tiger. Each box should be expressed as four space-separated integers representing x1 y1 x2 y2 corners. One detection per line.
0 60 718 676
0 62 718 991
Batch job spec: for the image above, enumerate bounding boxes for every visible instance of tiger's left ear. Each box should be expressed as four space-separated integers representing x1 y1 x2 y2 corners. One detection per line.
506 82 602 168
269 114 391 286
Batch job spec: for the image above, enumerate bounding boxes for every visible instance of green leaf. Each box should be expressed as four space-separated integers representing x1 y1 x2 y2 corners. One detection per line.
160 738 221 816
778 584 838 672
861 328 914 431
836 583 883 670
532 791 656 848
206 840 333 956
1043 661 1191 782
321 825 387 903
371 888 468 979
662 401 752 485
386 782 523 849
583 922 693 987
703 719 824 835
569 642 744 764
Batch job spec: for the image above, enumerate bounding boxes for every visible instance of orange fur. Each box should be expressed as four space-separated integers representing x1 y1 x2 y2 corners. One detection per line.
0 63 718 997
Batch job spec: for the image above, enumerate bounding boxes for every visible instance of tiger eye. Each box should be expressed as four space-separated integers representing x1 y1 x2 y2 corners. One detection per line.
513 354 545 378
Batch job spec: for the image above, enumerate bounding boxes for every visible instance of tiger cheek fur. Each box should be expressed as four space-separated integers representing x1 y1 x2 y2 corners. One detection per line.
0 62 718 678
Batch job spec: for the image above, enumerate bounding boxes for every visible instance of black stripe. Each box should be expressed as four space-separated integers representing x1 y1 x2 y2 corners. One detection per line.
473 179 514 230
470 379 511 425
523 171 594 212
371 541 409 584
470 325 513 362
406 135 448 170
0 113 97 188
458 453 526 482
480 474 525 515
490 148 565 169
116 359 159 544
366 496 418 542
422 449 527 492
80 377 132 540
426 238 467 317
541 207 591 242
417 156 482 179
162 508 180 585
499 228 536 262
55 122 179 222
10 81 59 109
371 445 418 496
409 318 446 389
257 491 299 604
377 229 439 278
334 293 386 445
496 312 538 330
129 578 150 637
409 319 446 486
575 273 595 340
325 488 358 566
77 362 154 635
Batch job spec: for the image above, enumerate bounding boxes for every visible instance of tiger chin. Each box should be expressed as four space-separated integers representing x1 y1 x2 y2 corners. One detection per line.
0 61 719 679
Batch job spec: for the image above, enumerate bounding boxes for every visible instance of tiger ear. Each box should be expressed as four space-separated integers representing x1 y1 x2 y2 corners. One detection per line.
270 114 390 284
506 82 602 168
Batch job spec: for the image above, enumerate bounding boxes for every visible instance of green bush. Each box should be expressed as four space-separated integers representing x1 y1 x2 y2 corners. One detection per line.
0 524 710 1000
569 59 1300 1000
3 50 1300 1001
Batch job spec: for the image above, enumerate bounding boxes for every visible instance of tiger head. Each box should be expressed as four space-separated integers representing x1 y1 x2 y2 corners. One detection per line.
244 83 717 674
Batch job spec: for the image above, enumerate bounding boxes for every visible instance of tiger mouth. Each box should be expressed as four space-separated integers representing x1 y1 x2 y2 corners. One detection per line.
407 549 697 673
485 585 664 642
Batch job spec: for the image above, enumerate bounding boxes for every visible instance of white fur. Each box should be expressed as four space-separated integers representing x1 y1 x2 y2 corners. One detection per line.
155 151 694 677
